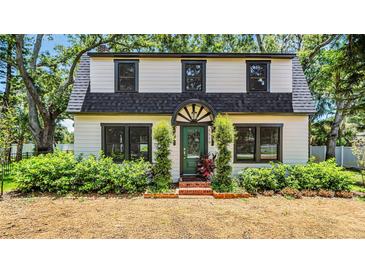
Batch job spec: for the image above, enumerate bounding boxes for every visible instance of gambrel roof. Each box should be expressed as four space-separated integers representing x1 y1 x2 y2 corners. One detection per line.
67 53 316 115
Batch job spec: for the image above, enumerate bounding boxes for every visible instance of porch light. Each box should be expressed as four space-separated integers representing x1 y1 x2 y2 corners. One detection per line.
191 110 198 121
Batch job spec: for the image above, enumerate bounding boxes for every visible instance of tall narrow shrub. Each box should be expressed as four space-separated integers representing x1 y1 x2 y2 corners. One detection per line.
151 121 173 192
212 114 236 192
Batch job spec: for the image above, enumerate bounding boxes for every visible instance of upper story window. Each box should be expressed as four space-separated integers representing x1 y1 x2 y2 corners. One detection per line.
246 61 270 92
114 60 139 92
182 60 206 92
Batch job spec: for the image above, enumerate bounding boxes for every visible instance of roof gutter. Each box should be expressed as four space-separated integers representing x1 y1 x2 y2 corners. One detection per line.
87 52 296 59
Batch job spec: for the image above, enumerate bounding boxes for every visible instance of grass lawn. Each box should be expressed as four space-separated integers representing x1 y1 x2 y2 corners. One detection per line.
1 175 18 193
1 195 365 239
346 169 365 192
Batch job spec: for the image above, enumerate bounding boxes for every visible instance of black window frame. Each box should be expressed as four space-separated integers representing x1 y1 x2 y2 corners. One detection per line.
181 60 206 92
101 123 152 162
234 123 282 163
246 60 270 92
114 59 139 92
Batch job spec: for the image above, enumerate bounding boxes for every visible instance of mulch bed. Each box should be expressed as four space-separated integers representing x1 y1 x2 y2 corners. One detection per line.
213 192 251 199
144 193 178 199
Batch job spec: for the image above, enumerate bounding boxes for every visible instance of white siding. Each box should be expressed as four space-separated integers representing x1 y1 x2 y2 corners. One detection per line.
206 59 246 92
89 57 293 93
74 115 181 181
269 59 292 93
90 58 114 93
139 59 181 92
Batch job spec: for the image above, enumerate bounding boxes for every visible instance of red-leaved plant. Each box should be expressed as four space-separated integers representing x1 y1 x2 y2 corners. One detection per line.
197 153 216 181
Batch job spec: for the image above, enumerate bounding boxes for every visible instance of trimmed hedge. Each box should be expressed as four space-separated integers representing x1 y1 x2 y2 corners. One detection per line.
238 159 354 194
14 151 152 195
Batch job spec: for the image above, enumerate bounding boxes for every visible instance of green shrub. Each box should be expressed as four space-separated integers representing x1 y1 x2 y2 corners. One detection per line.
286 164 317 190
74 153 120 194
270 162 292 189
14 150 77 194
150 121 173 193
238 167 278 194
14 151 151 194
212 114 236 192
238 159 353 193
72 153 152 194
312 160 353 191
117 159 152 193
287 159 352 191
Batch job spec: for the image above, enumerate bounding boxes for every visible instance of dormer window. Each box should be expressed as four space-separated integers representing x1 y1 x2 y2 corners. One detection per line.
114 60 139 92
246 61 270 92
182 60 206 92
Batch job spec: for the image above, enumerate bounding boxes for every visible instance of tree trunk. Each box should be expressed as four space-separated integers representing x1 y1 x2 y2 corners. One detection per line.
35 119 56 154
326 102 345 159
15 136 24 161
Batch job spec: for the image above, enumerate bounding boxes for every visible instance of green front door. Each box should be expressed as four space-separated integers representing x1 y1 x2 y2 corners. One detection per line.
182 126 205 175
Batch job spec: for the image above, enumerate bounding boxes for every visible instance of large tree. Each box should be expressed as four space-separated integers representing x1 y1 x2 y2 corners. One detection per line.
14 34 122 153
308 35 365 158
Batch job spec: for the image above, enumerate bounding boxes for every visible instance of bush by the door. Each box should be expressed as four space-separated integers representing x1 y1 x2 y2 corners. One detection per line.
149 121 173 193
211 114 236 192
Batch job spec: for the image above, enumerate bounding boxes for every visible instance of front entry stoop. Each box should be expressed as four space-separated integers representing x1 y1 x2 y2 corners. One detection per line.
178 178 213 196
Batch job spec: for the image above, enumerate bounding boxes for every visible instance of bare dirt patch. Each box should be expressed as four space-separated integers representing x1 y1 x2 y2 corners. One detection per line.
1 194 365 239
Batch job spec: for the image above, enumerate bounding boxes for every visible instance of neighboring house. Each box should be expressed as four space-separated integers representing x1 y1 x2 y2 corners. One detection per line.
67 52 316 182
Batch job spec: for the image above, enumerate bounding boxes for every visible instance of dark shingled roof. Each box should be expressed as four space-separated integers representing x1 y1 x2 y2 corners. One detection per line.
292 57 316 113
67 54 90 113
67 53 316 114
81 92 293 113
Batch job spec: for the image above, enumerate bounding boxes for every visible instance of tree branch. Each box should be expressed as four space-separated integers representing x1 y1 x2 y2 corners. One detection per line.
30 34 44 70
307 35 339 61
255 34 265 52
15 34 48 119
56 36 117 94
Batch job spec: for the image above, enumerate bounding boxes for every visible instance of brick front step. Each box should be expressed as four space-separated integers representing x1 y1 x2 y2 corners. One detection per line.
179 195 214 199
179 182 211 188
178 187 213 195
180 177 203 182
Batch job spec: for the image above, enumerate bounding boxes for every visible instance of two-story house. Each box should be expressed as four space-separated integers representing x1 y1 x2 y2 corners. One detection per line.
67 52 316 182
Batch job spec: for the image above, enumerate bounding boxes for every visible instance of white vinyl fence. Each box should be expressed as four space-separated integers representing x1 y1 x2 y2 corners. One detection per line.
10 143 74 154
310 146 359 169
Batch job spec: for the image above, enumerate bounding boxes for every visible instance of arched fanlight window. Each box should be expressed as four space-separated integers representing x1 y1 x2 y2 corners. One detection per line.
171 99 216 126
175 103 214 124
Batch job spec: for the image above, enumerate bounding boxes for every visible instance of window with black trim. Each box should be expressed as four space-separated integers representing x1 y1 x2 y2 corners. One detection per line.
102 124 151 162
234 124 281 163
182 61 206 92
236 127 256 161
115 60 139 92
260 127 280 161
246 61 270 91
